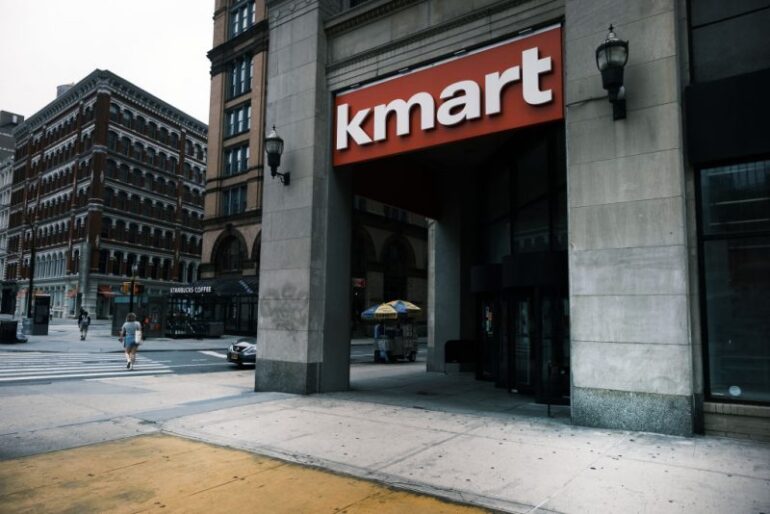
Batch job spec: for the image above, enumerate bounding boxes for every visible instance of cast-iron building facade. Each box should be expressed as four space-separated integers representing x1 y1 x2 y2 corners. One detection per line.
8 70 206 319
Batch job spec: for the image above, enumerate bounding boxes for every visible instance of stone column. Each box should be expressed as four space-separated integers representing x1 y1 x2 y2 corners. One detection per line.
565 2 695 435
256 0 349 394
426 173 464 372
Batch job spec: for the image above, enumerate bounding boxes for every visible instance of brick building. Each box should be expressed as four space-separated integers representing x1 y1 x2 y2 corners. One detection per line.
7 70 206 319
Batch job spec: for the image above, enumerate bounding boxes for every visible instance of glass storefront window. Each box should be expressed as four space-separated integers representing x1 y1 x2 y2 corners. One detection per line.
700 160 770 403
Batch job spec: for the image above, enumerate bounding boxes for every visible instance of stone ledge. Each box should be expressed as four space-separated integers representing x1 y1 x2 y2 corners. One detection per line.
704 401 770 418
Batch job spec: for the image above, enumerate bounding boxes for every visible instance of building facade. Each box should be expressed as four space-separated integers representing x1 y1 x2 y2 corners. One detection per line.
243 0 770 439
194 0 268 335
199 0 428 336
7 70 206 320
0 111 25 313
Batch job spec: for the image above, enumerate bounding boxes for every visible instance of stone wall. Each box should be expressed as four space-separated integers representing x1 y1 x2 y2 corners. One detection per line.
564 0 696 435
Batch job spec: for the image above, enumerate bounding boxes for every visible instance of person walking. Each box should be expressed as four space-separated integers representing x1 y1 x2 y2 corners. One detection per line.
120 312 143 370
77 309 91 341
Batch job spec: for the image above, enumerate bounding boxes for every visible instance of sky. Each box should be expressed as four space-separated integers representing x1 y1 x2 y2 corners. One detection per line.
0 0 214 124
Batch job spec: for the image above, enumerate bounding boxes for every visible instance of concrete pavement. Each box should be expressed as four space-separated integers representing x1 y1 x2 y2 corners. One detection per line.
1 319 767 512
163 367 770 514
1 362 768 513
0 434 488 514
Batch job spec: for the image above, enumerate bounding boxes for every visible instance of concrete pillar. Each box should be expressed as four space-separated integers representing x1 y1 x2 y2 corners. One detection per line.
256 0 350 394
426 173 463 372
565 2 695 435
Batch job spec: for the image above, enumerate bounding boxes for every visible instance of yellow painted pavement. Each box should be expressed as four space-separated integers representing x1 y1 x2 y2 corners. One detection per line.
0 434 491 513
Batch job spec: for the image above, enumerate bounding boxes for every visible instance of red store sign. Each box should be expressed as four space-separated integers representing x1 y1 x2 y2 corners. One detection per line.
333 25 563 166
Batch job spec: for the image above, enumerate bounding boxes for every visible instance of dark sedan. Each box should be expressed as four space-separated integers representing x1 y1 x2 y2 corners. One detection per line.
227 337 256 366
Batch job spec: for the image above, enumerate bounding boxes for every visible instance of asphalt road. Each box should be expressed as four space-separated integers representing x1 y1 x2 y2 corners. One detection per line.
0 342 429 386
0 349 232 386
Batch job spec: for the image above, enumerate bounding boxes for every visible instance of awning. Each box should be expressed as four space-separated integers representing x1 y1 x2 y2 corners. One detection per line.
170 276 259 296
98 284 120 297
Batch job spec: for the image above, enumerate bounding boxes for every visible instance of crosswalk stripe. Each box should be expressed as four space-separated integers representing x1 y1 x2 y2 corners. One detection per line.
0 351 173 383
0 365 167 375
199 351 227 359
0 369 174 382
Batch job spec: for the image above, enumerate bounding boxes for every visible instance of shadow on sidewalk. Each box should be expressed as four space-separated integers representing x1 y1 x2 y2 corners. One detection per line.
342 363 570 422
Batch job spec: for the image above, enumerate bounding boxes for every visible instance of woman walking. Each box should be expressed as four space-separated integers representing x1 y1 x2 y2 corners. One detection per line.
77 308 91 340
120 312 143 370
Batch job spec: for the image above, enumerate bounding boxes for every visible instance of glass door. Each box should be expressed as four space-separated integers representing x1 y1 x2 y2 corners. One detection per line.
506 288 535 394
535 290 570 404
505 287 570 403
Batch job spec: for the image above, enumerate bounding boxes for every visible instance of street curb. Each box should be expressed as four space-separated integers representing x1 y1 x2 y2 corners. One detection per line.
161 428 526 514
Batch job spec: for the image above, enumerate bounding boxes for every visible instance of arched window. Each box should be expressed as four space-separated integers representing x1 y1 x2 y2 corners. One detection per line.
215 236 245 273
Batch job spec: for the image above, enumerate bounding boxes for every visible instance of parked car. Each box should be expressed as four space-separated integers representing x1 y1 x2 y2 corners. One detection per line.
227 337 256 366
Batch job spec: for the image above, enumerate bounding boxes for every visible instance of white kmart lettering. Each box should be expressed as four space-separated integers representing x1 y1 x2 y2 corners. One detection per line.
336 46 553 151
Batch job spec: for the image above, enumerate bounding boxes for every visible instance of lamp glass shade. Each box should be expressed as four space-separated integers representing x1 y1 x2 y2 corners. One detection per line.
596 39 628 71
264 128 284 157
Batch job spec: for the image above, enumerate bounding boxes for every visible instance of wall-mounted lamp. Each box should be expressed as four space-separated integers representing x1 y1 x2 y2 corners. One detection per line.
596 25 629 120
264 126 290 186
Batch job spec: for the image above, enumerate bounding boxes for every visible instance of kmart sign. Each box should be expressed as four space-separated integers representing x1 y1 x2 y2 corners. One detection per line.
333 25 563 166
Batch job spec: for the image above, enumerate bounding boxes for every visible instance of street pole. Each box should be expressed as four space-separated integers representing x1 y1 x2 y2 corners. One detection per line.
129 264 137 313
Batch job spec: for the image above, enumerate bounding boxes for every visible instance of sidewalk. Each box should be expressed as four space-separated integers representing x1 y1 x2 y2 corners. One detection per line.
2 323 769 512
0 317 239 353
2 365 767 513
161 368 770 513
0 433 489 514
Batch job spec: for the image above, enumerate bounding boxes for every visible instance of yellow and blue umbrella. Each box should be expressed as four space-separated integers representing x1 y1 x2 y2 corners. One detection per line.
361 300 422 321
361 303 399 321
385 299 421 315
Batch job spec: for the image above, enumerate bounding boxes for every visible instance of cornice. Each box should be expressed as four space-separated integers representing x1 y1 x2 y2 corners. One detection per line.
325 0 419 36
326 0 545 73
15 70 208 140
207 20 269 76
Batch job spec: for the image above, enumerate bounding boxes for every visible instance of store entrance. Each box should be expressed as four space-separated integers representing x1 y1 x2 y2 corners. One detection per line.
506 286 569 403
478 282 569 404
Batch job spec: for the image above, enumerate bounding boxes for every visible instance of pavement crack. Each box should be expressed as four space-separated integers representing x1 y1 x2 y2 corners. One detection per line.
101 460 150 474
187 477 242 496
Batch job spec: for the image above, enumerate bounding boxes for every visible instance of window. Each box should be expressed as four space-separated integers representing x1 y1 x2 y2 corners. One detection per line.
122 110 133 128
229 56 252 99
230 0 256 38
699 159 770 404
224 144 249 176
225 104 251 137
222 186 247 216
216 236 245 272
